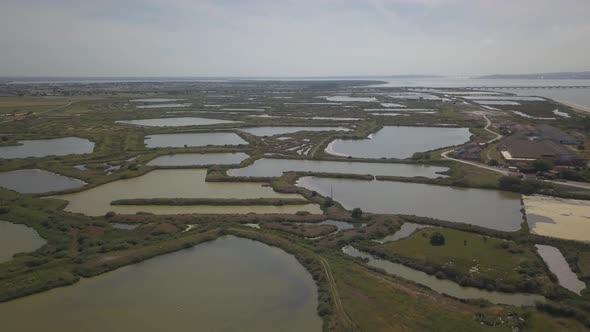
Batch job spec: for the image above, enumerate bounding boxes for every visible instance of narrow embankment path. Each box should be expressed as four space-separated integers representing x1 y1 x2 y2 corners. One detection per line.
310 137 331 159
317 255 357 330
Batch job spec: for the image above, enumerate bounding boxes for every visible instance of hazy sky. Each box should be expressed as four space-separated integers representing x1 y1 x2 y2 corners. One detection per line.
1 0 589 77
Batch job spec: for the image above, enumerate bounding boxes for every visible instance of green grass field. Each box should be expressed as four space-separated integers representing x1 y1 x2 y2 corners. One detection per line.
577 252 590 279
328 253 588 332
449 162 505 188
379 227 549 289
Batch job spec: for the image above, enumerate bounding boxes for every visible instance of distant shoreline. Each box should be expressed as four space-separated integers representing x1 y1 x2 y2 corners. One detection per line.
324 140 350 158
554 99 590 114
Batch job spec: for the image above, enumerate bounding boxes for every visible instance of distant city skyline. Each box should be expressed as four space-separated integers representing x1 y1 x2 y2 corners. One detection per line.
2 0 589 77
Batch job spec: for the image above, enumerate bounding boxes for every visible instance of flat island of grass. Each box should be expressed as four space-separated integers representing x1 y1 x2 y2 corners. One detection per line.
359 227 553 294
111 198 310 206
261 222 337 238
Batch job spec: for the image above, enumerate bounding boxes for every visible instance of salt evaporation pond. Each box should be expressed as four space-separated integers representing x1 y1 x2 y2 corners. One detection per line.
464 96 545 101
147 153 249 166
55 169 320 216
0 137 94 159
364 108 436 112
240 126 350 136
511 111 556 120
228 159 448 178
144 132 247 148
381 103 406 107
325 126 471 159
136 103 192 109
307 219 354 232
297 177 524 231
374 223 428 243
535 245 586 295
117 117 240 127
130 98 185 102
0 169 85 194
474 100 521 106
389 92 441 100
0 221 46 263
324 96 378 102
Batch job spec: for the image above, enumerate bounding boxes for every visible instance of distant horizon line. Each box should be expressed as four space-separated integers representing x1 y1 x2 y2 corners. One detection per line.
0 70 590 79
0 74 445 79
2 71 589 82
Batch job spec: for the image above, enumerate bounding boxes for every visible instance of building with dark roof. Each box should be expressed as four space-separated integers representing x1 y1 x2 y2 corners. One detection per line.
536 124 582 145
497 125 584 165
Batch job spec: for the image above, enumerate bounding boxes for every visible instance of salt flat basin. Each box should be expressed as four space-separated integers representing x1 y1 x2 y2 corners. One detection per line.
374 222 428 243
464 96 545 101
511 111 556 120
0 169 85 194
309 117 362 121
284 102 341 106
55 169 318 216
220 108 266 112
553 109 571 118
535 245 586 295
240 126 350 136
0 137 94 159
381 103 406 107
370 113 407 117
297 177 523 231
247 115 361 121
0 221 46 263
364 108 436 112
229 159 448 178
0 236 322 332
474 100 521 106
524 195 590 242
130 98 185 102
342 246 545 306
109 204 321 215
295 219 354 234
144 132 247 148
147 153 249 166
136 103 192 109
324 96 378 102
315 219 354 231
116 117 240 127
325 126 471 159
439 91 504 95
389 92 441 100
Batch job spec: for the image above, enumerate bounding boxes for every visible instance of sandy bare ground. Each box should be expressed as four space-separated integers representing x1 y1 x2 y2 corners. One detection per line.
524 195 590 242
